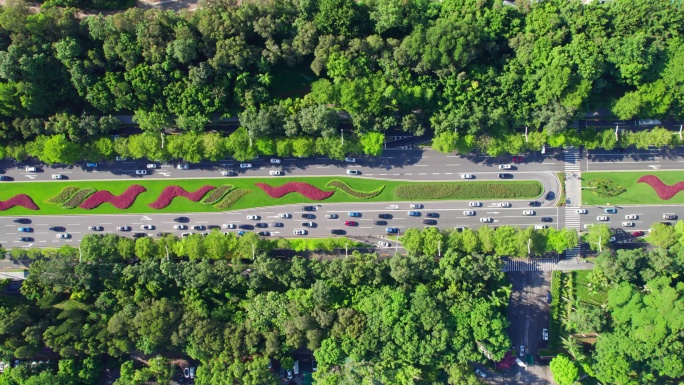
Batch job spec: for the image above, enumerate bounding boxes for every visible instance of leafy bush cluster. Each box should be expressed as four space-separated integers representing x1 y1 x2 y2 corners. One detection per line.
325 180 384 198
587 178 626 197
0 194 39 210
79 185 147 209
46 186 81 204
214 188 252 209
61 188 95 209
255 182 334 200
201 185 235 205
148 186 215 209
395 182 542 200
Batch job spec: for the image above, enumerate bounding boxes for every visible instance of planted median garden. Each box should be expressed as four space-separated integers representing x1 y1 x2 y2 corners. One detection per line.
582 171 684 205
0 177 542 215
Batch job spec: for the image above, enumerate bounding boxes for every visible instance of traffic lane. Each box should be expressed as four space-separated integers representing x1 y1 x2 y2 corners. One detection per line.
580 205 681 232
584 148 684 171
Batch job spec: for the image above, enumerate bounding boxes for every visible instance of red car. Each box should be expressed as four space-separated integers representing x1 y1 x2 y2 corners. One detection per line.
632 231 645 237
512 156 524 163
344 221 358 226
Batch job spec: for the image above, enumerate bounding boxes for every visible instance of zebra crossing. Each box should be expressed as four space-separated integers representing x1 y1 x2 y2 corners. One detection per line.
564 147 581 173
503 258 559 272
564 147 582 258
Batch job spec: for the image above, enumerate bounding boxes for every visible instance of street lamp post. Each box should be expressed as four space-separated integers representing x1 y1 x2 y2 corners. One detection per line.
252 244 255 261
437 240 441 257
395 229 399 254
345 242 348 258
341 129 344 145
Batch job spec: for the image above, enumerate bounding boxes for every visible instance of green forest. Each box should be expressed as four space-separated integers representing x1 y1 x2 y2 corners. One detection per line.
0 0 682 160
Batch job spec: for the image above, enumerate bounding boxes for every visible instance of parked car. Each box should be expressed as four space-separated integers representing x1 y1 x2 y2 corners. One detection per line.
348 212 361 217
344 157 355 162
519 345 525 357
625 214 638 220
135 170 147 175
522 210 535 216
240 163 252 168
51 174 63 179
189 367 195 379
632 231 645 237
325 214 339 219
576 209 588 214
141 225 155 230
604 208 618 214
86 162 97 168
460 174 474 179
176 163 189 169
463 211 475 216
512 156 524 163
409 203 423 209
117 226 131 231
270 158 281 164
346 170 359 175
156 232 170 237
146 164 157 169
475 368 486 378
546 292 552 303
498 173 513 179
278 213 292 218
183 368 190 378
386 227 399 233
469 202 482 207
269 170 282 175
25 166 37 172
294 229 307 235
247 215 260 220
609 236 616 242
543 329 549 341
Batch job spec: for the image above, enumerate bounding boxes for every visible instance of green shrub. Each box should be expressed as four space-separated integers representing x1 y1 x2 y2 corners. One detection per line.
47 186 81 204
394 182 542 199
587 178 626 197
325 180 384 199
549 271 564 349
61 188 96 209
215 188 251 209
202 185 235 205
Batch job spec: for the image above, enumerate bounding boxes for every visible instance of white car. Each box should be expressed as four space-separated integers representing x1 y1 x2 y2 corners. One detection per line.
378 241 390 247
498 202 511 207
344 157 356 163
597 216 609 221
410 203 423 209
146 164 157 169
542 329 549 341
278 213 291 218
240 163 252 169
625 214 638 220
609 236 616 242
51 174 63 179
270 158 281 164
499 164 512 169
56 233 70 239
622 222 635 227
469 202 482 207
135 170 147 175
247 215 260 220
269 170 282 176
346 169 359 175
174 224 188 230
141 225 155 230
463 211 475 216
294 229 307 235
176 163 189 169
221 171 236 176
519 345 525 357
576 209 588 214
460 174 474 179
522 210 535 216
480 217 492 222
222 224 236 229
534 225 548 230
25 166 36 172
664 214 677 220
117 226 131 231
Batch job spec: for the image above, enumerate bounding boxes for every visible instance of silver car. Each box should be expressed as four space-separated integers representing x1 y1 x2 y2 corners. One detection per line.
463 211 475 216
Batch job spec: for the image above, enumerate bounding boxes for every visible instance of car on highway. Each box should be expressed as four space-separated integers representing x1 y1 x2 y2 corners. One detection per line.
25 166 37 172
325 214 339 219
302 206 316 211
222 223 236 229
480 217 492 222
156 232 170 237
529 201 541 207
625 214 638 220
255 223 268 228
522 210 535 216
141 225 155 230
475 368 486 378
663 214 677 220
18 237 31 242
269 170 282 176
344 157 355 162
271 222 283 227
460 174 474 179
386 227 398 233
88 226 103 231
56 233 70 239
48 226 65 231
498 173 513 179
294 229 307 235
423 219 437 225
174 224 188 230
240 163 252 168
343 221 357 226
18 227 31 232
378 241 390 247
173 217 189 222
407 211 421 217
374 220 387 225
545 191 555 200
247 215 260 220
604 208 617 214
346 169 359 175
239 224 254 230
257 231 270 236
424 213 439 218
182 232 191 237
192 225 206 230
13 218 30 224
378 213 393 219
301 221 314 227
0 176 9 181
534 225 548 230
409 203 423 209
330 229 345 235
632 231 645 237
463 210 475 216
135 170 147 175
132 233 146 238
597 216 609 221
348 212 361 217
498 164 512 169
270 158 281 164
278 213 292 218
176 163 189 170
146 164 157 169
576 209 588 214
117 226 131 231
302 213 315 219
51 174 63 179
469 202 482 207
221 170 237 176
622 222 635 227
86 163 97 168
498 202 511 207
541 217 553 222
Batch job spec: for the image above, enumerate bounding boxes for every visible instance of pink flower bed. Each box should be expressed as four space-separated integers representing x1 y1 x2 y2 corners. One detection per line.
637 175 684 200
256 182 334 200
148 185 215 209
0 194 39 210
79 185 147 209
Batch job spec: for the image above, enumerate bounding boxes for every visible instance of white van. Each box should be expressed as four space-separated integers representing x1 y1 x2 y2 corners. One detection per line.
293 360 299 375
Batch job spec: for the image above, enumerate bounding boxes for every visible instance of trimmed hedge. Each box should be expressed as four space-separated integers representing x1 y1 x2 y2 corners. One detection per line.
394 182 542 199
47 186 81 204
325 180 384 199
587 177 626 197
62 188 96 209
202 185 235 205
215 188 251 209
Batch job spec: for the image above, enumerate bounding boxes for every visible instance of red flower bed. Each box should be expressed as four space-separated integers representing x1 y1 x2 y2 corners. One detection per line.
637 175 684 200
256 182 334 200
148 186 215 209
0 194 39 210
79 185 147 209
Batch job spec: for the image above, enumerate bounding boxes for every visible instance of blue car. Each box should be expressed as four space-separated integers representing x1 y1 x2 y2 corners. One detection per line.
348 212 361 217
18 227 31 232
407 211 421 217
386 227 398 234
86 162 97 167
237 231 246 236
604 208 617 214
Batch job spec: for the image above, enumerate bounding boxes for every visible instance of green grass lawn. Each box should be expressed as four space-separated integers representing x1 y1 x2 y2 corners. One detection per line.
582 171 684 205
0 177 542 216
573 270 608 306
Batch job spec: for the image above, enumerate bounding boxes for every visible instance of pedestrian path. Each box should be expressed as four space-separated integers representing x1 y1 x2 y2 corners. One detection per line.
564 147 583 259
503 258 559 272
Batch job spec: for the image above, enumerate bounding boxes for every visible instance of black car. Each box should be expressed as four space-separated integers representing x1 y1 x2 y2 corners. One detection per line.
48 226 65 232
378 213 393 219
239 224 254 230
529 201 541 207
207 225 220 230
423 219 437 225
18 237 31 242
541 217 553 222
132 232 146 238
192 225 205 230
425 213 439 218
546 292 552 303
661 221 673 226
257 231 270 236
173 217 189 223
498 173 513 179
156 232 170 237
271 222 284 227
302 213 315 219
331 229 346 235
255 223 268 228
13 218 31 224
302 206 316 211
374 220 387 226
545 191 555 200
